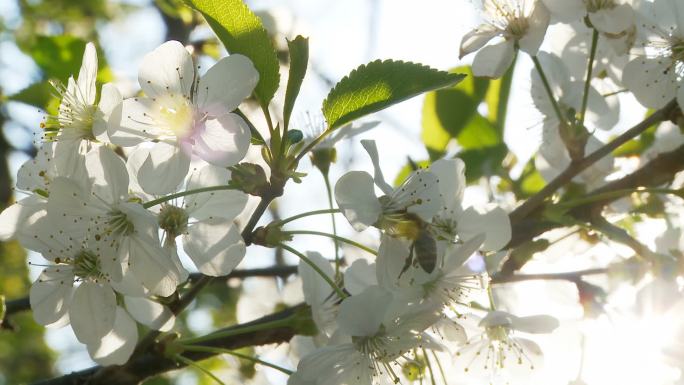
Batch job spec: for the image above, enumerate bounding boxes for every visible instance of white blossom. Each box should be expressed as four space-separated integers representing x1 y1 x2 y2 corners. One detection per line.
460 0 550 78
108 40 258 194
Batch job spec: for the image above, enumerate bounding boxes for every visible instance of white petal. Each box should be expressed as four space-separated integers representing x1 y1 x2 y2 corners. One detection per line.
376 235 412 290
443 234 485 272
124 296 175 331
30 267 74 326
298 251 335 306
93 83 122 141
394 169 442 222
343 259 377 296
46 177 104 239
436 318 467 344
185 164 248 221
589 4 634 35
17 142 55 192
69 282 117 344
334 171 381 231
0 197 45 242
137 142 190 195
86 146 129 203
196 54 259 116
110 270 147 297
138 40 194 99
193 113 251 167
183 219 246 276
677 80 684 112
518 2 550 54
623 57 678 109
108 98 160 147
511 314 559 334
87 307 138 366
337 285 392 337
77 42 98 105
459 24 499 58
472 40 515 78
540 0 584 23
478 310 515 328
429 158 466 212
360 139 393 195
457 205 511 251
126 233 181 297
52 139 89 190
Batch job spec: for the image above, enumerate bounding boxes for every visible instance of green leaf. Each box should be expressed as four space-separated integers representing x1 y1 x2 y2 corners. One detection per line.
186 0 280 107
323 59 465 129
8 81 54 108
458 144 508 182
283 36 309 130
516 157 545 198
30 35 87 82
421 66 489 156
456 114 500 149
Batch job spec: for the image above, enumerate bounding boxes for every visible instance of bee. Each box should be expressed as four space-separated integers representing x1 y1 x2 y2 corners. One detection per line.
398 220 438 277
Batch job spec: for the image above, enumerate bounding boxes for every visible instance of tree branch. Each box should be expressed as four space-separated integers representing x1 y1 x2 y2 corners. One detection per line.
502 141 684 274
509 100 679 224
491 267 607 284
31 304 309 385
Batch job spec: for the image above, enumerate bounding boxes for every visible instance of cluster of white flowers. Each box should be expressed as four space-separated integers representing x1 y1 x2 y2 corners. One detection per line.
284 142 562 385
461 0 684 186
0 41 256 365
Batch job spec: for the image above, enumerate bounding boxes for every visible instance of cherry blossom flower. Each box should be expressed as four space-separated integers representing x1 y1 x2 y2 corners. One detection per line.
46 146 182 295
108 40 258 194
622 0 684 109
288 286 441 385
42 42 122 178
460 0 550 78
335 140 441 233
454 310 559 382
542 0 635 35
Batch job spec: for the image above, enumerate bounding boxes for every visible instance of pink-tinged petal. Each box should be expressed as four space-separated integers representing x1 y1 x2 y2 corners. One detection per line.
334 171 381 231
472 40 515 78
196 54 259 116
623 57 677 109
136 142 190 195
183 219 246 276
69 281 117 344
77 42 98 105
459 24 499 59
30 267 74 326
138 41 194 99
193 113 251 167
87 307 137 366
124 296 175 331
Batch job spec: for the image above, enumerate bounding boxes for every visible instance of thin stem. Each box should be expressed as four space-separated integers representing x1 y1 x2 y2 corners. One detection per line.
422 348 437 385
181 345 293 375
490 267 607 284
293 128 333 164
143 185 236 209
178 317 293 345
555 187 682 210
262 104 275 136
284 230 377 256
322 172 341 278
531 55 566 127
280 243 348 299
276 208 342 226
431 350 448 385
579 29 599 128
486 285 497 311
174 354 226 385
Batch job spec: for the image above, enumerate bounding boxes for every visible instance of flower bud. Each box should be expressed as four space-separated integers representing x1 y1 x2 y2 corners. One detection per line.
228 163 269 196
